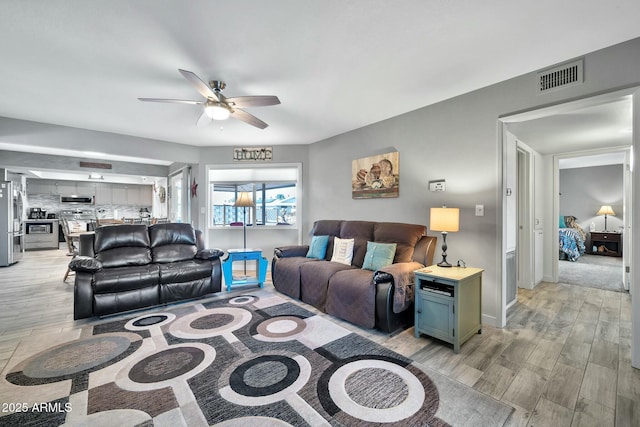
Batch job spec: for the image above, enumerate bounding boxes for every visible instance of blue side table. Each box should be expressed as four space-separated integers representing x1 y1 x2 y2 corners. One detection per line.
222 248 268 292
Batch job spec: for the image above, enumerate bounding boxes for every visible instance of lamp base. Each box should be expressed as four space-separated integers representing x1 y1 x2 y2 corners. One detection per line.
437 231 452 267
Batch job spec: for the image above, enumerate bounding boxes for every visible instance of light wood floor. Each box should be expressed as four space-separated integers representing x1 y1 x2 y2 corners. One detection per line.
0 249 638 426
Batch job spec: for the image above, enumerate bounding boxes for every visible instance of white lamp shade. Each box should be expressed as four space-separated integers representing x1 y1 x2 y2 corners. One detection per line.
234 191 255 208
430 207 460 232
596 205 615 216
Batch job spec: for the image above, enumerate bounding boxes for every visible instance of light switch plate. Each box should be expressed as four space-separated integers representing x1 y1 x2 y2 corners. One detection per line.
475 204 484 216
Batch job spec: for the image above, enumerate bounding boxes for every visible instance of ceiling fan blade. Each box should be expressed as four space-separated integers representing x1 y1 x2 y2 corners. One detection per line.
230 109 269 129
178 69 218 101
196 111 212 127
226 95 281 108
138 98 204 105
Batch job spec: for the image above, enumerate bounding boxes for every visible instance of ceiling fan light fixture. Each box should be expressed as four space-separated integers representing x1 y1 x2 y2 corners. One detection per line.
204 102 230 120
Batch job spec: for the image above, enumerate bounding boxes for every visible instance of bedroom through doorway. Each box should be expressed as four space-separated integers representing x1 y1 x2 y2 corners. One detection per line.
557 154 626 292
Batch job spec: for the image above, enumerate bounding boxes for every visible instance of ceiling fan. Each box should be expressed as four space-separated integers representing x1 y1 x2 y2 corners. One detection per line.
139 69 280 129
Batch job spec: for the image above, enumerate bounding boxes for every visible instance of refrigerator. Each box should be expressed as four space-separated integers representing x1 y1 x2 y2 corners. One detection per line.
0 181 25 267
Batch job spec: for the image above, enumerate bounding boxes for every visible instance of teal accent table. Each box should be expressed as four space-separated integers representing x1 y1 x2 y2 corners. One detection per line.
414 265 483 353
222 248 268 292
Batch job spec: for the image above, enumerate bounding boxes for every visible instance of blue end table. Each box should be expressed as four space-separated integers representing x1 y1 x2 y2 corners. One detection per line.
222 248 269 292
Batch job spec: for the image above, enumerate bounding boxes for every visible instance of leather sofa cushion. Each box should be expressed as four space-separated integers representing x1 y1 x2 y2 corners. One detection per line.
94 286 159 316
374 222 425 263
97 247 152 268
311 220 343 237
150 223 197 246
152 244 198 263
94 224 150 253
158 260 212 284
339 221 375 268
93 264 160 293
150 223 198 263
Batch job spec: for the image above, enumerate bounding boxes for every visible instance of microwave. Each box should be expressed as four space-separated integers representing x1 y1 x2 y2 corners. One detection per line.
60 195 94 204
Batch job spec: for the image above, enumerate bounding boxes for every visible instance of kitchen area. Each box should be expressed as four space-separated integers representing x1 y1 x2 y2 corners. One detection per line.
23 178 161 252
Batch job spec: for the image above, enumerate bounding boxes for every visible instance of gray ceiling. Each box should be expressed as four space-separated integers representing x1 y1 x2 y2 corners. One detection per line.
1 0 639 155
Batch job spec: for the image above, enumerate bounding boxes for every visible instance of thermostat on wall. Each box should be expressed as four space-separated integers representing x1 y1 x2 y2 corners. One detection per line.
428 180 446 192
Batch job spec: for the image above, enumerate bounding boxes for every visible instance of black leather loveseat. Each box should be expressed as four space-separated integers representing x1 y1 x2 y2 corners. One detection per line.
70 223 223 319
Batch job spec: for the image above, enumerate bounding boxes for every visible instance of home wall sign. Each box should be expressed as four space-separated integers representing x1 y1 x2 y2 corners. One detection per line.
352 151 399 199
233 147 273 162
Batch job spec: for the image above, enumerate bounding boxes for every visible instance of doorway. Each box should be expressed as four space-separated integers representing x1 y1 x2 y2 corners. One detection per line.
556 151 627 292
499 88 636 328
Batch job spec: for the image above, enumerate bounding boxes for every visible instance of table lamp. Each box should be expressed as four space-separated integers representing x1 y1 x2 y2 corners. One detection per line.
596 205 615 232
234 192 255 249
429 206 459 267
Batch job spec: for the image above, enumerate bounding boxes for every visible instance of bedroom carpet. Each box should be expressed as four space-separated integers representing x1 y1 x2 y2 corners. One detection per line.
558 254 625 292
0 289 513 426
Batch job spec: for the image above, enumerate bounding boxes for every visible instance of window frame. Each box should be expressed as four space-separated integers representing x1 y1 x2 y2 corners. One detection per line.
207 163 302 231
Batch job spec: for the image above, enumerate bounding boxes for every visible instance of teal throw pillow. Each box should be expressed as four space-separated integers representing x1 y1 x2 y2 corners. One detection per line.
559 216 566 228
306 235 329 259
362 241 397 271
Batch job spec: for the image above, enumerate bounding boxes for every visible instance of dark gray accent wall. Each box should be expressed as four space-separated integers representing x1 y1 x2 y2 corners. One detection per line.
560 164 624 232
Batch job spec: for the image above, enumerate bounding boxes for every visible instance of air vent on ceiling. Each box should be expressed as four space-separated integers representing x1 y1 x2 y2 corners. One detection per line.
537 59 583 94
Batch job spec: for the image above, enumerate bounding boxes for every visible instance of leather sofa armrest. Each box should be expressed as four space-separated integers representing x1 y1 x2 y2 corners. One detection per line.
69 256 103 273
373 271 393 284
274 245 309 258
196 248 225 260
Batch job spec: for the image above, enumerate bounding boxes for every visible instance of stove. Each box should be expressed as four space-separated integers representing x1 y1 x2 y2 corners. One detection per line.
60 209 95 233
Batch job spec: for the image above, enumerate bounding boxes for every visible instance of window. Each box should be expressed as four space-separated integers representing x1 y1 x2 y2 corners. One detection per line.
208 166 299 228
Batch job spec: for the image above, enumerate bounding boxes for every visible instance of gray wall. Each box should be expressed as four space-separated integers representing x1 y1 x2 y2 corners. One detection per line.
306 37 640 324
560 164 624 232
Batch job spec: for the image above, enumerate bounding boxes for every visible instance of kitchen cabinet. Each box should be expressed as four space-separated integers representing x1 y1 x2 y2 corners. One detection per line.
111 184 128 204
27 180 55 194
24 220 59 250
94 183 112 204
75 182 96 196
26 179 153 207
110 184 152 206
55 181 77 196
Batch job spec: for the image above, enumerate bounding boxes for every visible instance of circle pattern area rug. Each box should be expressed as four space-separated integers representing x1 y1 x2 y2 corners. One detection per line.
1 293 447 426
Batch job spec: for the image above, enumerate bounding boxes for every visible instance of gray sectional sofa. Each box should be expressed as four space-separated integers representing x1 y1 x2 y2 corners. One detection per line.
272 220 436 332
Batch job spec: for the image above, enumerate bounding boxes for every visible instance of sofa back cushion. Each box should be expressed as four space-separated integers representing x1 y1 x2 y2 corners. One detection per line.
149 223 198 263
94 224 151 268
339 221 375 268
310 220 342 260
308 220 424 267
374 222 425 263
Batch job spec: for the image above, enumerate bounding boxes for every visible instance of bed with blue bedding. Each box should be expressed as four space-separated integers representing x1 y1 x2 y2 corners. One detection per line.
559 215 586 261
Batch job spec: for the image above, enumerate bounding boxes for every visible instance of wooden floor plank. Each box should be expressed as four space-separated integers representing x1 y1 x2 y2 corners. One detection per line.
0 249 638 426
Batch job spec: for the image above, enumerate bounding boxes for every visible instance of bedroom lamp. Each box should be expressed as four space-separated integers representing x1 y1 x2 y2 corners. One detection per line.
234 192 255 249
596 205 615 232
429 206 459 268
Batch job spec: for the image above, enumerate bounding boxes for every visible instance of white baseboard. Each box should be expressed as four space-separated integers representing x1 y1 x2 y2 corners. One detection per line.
482 313 498 327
